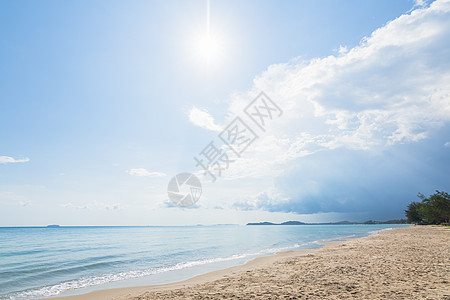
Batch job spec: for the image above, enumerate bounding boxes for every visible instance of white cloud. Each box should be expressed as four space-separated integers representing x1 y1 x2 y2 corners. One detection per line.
105 203 121 210
61 202 89 209
214 0 450 181
0 156 30 164
61 202 123 210
126 168 167 177
186 0 450 215
188 107 222 132
445 142 450 147
412 0 430 9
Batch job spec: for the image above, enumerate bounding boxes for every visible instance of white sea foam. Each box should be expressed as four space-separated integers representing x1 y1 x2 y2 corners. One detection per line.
367 227 394 235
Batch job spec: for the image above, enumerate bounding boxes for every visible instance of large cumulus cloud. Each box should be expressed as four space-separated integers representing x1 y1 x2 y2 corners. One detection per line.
192 0 450 217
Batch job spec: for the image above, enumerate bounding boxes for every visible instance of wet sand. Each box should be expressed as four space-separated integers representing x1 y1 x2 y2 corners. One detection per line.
53 225 449 300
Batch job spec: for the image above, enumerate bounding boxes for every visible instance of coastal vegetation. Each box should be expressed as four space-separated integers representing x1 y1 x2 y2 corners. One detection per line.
405 190 450 225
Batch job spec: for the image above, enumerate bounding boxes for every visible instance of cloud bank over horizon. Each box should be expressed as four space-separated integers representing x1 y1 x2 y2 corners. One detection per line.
190 0 450 217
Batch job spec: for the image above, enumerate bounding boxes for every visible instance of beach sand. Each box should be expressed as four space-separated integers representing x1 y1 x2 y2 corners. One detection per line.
54 226 449 300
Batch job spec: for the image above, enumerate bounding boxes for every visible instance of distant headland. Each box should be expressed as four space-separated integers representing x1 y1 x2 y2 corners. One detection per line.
247 220 408 225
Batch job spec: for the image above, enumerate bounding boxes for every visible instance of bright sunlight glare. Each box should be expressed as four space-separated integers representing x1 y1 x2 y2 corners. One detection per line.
189 0 226 66
193 33 224 64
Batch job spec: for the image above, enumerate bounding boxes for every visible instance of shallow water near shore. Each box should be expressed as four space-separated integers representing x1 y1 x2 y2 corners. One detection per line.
0 224 409 299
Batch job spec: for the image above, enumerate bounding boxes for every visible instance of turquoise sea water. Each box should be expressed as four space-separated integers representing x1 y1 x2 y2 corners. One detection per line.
0 224 408 299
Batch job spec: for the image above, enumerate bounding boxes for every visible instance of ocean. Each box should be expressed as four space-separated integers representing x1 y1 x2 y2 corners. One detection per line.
0 224 409 299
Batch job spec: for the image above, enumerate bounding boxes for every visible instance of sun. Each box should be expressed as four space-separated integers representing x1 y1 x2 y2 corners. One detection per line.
194 34 223 64
189 0 227 67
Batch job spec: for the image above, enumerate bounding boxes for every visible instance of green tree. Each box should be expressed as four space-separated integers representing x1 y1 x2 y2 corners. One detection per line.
405 201 423 224
405 191 450 224
421 191 450 224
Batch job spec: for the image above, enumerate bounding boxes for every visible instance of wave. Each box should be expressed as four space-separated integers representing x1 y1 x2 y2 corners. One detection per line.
367 227 394 235
1 230 389 300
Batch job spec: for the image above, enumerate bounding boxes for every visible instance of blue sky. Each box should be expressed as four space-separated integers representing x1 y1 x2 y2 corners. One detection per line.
1 0 449 225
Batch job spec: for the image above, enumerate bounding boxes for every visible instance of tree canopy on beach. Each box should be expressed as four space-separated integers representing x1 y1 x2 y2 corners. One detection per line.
405 191 450 225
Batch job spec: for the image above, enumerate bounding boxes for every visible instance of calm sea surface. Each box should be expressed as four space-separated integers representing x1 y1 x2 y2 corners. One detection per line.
0 224 408 299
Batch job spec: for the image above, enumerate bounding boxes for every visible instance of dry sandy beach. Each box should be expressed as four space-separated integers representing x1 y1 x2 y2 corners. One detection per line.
54 226 449 300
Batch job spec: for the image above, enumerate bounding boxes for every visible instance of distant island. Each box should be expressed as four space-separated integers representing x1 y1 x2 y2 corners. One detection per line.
247 220 408 225
46 225 61 228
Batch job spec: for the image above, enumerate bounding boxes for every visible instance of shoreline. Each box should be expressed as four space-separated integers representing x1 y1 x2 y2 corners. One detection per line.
49 225 450 300
46 227 391 299
51 241 345 300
